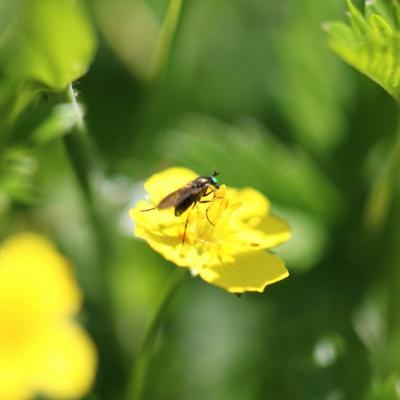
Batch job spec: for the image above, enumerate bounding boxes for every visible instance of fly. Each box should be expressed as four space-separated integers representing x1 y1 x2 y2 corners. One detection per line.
141 171 221 244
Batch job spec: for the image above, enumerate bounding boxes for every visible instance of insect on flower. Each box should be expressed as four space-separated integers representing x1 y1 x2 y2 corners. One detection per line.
141 171 221 244
131 167 291 293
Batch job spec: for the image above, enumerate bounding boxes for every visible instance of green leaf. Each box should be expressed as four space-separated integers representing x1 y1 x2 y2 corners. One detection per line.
326 0 400 103
365 0 397 27
1 0 96 91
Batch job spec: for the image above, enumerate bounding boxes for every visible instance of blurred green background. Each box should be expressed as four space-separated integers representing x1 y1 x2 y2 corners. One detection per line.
1 0 400 399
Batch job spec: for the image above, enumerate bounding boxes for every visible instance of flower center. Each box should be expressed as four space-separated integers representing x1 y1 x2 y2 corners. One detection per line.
182 196 234 256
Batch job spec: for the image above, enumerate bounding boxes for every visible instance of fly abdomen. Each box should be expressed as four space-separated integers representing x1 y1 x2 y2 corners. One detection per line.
174 194 198 216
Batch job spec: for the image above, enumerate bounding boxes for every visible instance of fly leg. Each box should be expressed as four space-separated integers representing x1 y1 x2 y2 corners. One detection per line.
198 199 215 226
202 190 213 198
182 202 196 246
205 206 215 226
203 187 223 200
199 186 223 226
140 207 156 212
198 186 223 226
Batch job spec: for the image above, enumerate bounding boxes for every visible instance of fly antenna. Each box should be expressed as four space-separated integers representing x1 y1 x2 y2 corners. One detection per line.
213 171 219 177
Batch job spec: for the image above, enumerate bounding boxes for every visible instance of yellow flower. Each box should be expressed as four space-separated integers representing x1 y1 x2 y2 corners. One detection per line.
130 167 291 293
0 233 97 400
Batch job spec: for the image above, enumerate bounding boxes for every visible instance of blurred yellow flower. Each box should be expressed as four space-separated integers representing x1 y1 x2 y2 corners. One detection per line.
130 167 291 293
0 233 97 400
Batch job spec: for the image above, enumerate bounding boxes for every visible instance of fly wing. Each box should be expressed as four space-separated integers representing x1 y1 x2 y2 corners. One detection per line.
157 185 194 209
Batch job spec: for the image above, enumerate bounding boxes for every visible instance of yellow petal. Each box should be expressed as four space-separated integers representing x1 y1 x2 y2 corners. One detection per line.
199 251 289 293
227 187 270 220
256 213 292 242
144 167 198 205
0 233 81 319
33 322 97 399
131 200 186 232
0 362 31 400
134 225 214 270
226 214 291 252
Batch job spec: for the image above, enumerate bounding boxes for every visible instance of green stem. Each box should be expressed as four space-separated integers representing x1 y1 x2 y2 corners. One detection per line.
127 269 186 400
50 83 126 396
364 121 400 232
59 84 92 201
148 0 184 80
56 84 108 295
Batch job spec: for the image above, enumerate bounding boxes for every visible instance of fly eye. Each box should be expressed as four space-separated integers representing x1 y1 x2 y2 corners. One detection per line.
210 176 219 187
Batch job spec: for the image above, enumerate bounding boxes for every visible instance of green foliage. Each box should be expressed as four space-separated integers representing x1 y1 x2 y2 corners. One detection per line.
0 0 96 130
1 0 96 91
0 148 38 207
270 0 353 154
30 103 80 144
326 0 400 103
1 0 400 399
367 374 400 399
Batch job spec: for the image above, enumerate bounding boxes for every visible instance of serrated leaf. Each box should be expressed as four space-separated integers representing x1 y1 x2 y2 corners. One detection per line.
365 0 396 26
326 0 400 103
369 14 393 37
327 22 359 49
346 0 371 38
